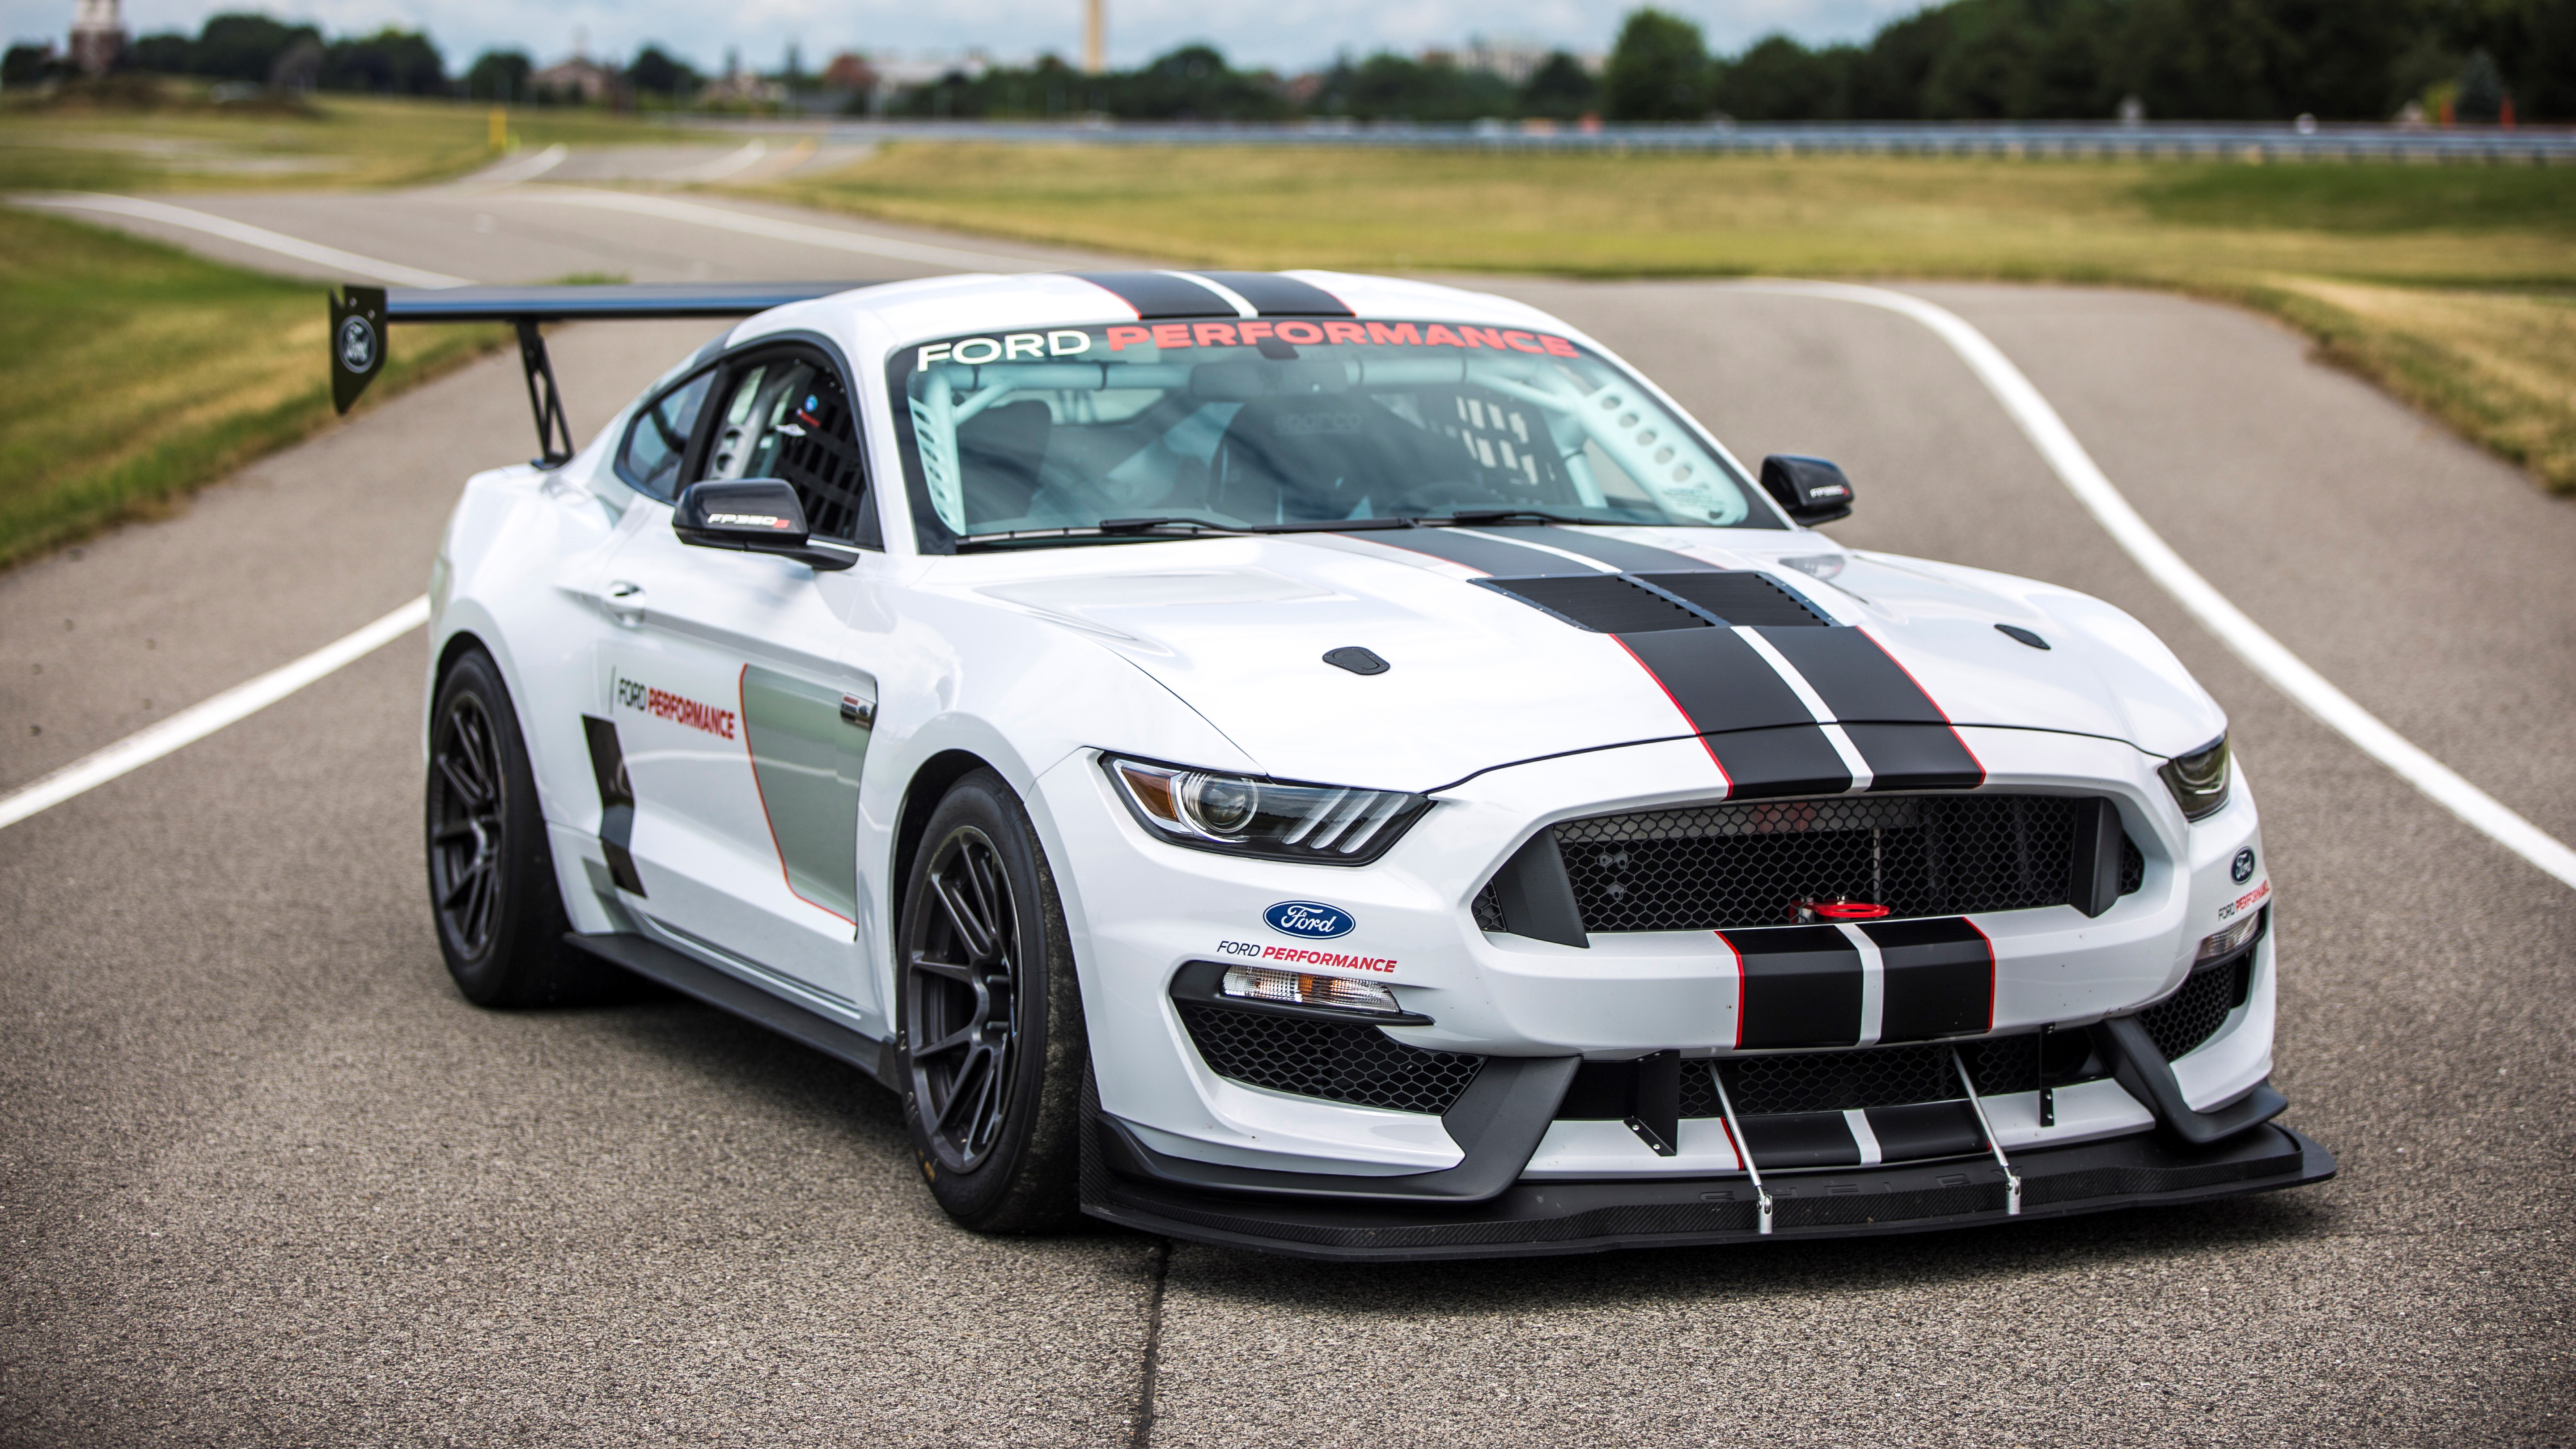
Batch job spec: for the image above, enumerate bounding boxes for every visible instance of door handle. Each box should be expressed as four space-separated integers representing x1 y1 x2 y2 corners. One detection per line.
605 580 645 627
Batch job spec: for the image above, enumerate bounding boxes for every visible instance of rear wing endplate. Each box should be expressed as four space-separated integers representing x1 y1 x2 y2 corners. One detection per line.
328 281 860 466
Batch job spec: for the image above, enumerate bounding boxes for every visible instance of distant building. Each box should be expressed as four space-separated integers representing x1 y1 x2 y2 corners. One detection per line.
821 51 877 93
68 0 125 76
532 56 619 103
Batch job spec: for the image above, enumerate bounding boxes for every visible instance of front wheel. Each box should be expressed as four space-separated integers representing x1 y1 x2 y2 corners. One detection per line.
898 768 1086 1233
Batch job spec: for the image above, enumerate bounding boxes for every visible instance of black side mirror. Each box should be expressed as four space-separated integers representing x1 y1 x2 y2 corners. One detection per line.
673 479 854 571
1759 455 1855 526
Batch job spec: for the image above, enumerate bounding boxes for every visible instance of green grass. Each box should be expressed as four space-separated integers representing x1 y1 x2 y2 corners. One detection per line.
742 143 2576 489
0 207 501 567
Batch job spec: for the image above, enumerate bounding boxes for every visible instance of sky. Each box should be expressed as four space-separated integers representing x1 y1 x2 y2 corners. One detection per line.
10 0 1934 73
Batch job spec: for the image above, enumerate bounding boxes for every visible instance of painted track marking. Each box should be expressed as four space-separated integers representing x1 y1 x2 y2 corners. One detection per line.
509 186 1041 272
1741 279 2576 890
0 597 429 832
460 143 568 187
23 195 470 288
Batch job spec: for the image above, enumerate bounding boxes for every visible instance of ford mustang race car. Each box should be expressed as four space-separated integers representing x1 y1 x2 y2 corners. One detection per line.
333 267 2332 1259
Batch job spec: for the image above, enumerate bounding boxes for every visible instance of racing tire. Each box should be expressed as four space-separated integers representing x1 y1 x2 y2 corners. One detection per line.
897 768 1087 1234
425 647 624 1008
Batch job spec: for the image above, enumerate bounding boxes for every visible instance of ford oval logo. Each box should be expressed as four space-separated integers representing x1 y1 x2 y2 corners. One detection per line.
2232 847 2257 884
1264 901 1354 939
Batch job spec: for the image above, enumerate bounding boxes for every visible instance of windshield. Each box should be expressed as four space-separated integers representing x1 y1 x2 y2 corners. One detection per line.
887 319 1776 548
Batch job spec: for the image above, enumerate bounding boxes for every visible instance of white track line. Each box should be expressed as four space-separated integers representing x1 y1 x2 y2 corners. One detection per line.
0 597 429 832
23 195 470 288
675 139 767 182
511 186 1040 271
466 142 568 187
1745 278 2576 890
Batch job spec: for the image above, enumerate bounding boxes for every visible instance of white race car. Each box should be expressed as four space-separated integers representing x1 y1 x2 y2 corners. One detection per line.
338 267 2332 1258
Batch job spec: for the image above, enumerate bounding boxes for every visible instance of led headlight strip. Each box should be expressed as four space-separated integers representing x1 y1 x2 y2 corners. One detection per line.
1105 756 1430 865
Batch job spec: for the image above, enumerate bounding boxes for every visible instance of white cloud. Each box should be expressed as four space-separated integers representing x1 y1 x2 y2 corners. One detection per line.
7 0 1933 73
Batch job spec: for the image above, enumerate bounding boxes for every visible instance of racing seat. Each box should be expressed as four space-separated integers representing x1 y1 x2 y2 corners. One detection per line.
1211 396 1396 524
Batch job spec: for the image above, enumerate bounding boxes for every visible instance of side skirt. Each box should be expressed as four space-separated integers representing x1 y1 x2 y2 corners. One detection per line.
563 931 897 1089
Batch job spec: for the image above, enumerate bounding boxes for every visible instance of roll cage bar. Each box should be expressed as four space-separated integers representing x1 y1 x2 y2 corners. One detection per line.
326 282 863 467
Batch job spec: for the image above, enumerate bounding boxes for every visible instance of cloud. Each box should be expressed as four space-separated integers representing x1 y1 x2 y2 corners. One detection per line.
14 0 1932 72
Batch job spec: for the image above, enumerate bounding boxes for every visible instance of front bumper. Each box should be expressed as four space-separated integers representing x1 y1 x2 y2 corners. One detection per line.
1084 1110 2334 1262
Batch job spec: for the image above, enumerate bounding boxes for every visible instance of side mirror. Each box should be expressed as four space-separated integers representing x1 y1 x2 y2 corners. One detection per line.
673 479 854 571
1759 455 1855 526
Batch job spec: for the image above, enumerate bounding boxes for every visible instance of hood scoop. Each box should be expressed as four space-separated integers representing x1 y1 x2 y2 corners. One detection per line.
1475 570 1830 633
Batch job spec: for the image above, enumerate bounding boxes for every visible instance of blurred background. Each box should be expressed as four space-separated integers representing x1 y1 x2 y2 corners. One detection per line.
1 0 2570 567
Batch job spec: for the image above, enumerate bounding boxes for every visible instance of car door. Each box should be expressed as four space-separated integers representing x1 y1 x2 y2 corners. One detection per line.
587 343 890 1028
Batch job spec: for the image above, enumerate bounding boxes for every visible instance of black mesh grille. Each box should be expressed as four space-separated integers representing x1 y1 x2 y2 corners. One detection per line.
1679 1036 2094 1118
1472 882 1507 932
2138 956 2252 1063
1178 1004 1483 1115
1552 793 2132 932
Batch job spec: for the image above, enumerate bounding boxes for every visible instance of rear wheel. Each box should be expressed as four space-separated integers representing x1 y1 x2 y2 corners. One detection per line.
426 647 622 1007
898 768 1086 1233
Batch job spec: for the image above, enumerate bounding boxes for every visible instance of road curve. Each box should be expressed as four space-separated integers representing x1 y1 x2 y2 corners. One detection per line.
2 178 2570 1445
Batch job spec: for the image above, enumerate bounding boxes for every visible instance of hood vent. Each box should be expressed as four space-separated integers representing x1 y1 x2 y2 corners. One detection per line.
1637 571 1829 627
1474 574 1712 634
1474 570 1830 633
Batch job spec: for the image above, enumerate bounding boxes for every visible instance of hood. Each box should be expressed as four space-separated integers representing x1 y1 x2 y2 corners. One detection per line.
966 525 2222 792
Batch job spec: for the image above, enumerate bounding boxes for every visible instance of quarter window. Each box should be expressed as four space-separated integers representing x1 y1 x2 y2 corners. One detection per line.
615 369 714 500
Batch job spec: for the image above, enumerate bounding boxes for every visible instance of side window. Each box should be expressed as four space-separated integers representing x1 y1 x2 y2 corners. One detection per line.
702 351 877 547
614 369 714 501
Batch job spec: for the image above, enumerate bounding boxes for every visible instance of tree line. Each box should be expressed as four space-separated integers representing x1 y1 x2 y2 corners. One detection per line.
8 1 2564 121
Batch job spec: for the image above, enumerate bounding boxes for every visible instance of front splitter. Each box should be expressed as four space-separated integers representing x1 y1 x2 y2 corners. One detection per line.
1082 1119 2336 1262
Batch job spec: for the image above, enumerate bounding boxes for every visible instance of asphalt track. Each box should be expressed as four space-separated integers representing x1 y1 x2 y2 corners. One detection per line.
4 162 2572 1445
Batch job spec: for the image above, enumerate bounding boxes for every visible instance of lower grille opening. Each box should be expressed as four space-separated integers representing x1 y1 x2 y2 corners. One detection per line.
1178 1003 1484 1116
1557 1033 2108 1123
2137 953 2254 1063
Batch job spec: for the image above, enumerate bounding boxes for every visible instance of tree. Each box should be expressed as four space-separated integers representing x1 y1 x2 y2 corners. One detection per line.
627 46 699 99
1605 8 1711 120
464 50 531 102
191 13 320 84
1712 35 1850 119
129 32 193 73
1519 51 1600 119
319 29 445 94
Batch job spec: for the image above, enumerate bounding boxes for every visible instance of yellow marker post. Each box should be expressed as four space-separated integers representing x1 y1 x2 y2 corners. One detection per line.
488 106 508 152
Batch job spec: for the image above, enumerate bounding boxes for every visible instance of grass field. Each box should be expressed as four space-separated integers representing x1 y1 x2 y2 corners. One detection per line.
0 91 666 563
744 144 2576 490
0 206 501 568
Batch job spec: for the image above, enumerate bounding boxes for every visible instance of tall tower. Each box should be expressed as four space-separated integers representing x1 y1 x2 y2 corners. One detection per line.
1083 0 1105 75
69 0 125 76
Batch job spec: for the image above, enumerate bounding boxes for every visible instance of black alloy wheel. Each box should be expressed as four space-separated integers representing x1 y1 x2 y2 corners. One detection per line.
906 825 1021 1171
898 768 1085 1232
428 690 505 959
425 648 622 1007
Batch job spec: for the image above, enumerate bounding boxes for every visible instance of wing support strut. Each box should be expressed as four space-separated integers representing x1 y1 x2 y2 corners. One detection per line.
514 320 576 467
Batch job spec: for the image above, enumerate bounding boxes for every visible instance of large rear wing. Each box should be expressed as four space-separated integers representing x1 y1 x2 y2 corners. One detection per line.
328 282 860 466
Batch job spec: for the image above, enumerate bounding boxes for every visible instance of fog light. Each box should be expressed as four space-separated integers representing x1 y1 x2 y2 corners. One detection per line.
2196 908 2264 963
1221 965 1402 1015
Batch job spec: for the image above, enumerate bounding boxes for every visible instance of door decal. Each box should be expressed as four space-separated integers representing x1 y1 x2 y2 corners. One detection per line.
738 664 876 924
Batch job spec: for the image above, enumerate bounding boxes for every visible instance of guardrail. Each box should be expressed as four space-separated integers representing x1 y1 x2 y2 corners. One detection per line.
684 115 2576 163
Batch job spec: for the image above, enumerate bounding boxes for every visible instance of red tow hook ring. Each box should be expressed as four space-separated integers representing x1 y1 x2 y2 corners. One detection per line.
1796 900 1891 923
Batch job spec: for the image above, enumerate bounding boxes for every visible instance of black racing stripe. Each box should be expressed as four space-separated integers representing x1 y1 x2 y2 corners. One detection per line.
1073 271 1237 320
1513 526 1724 573
1841 723 1986 792
1360 528 1605 576
1754 626 1948 721
1700 727 1853 799
1618 629 1814 733
1733 1111 1863 1169
1860 916 1995 1042
1723 925 1864 1049
1190 271 1353 317
1864 1101 1986 1162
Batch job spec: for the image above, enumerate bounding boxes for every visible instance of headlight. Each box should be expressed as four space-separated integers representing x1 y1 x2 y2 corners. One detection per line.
2159 734 2232 820
1104 756 1430 864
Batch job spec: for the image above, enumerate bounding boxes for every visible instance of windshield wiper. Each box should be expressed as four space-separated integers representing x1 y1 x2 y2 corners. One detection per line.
1429 508 1595 527
955 517 1254 550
